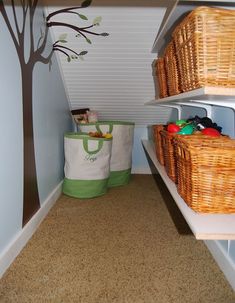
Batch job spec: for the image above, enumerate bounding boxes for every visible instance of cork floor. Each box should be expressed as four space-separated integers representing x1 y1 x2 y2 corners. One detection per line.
0 174 234 303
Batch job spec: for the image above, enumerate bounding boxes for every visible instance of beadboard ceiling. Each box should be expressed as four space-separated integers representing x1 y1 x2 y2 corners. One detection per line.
45 0 173 126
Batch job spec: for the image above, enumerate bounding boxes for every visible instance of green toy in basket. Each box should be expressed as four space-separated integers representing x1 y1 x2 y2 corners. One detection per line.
78 121 135 187
167 120 195 135
177 124 195 135
63 133 113 198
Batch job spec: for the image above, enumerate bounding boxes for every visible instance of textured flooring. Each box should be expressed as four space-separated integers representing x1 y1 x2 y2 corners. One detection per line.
0 174 235 303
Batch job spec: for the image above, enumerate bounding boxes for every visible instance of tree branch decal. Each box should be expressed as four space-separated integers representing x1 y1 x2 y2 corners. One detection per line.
11 0 21 38
37 49 54 64
47 21 108 37
53 48 70 59
46 0 92 22
0 0 109 226
0 1 20 54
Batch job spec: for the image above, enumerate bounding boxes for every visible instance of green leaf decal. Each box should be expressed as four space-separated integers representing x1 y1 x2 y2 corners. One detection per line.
79 51 88 56
81 0 92 8
78 13 88 20
86 38 92 44
58 33 67 40
67 56 71 62
59 40 67 43
93 16 102 26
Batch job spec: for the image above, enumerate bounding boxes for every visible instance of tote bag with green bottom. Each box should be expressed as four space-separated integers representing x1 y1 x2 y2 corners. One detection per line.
63 133 112 198
78 121 135 187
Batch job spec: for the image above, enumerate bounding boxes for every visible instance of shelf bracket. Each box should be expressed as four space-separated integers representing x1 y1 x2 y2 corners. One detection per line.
191 100 235 138
156 104 182 120
175 101 212 119
191 99 235 111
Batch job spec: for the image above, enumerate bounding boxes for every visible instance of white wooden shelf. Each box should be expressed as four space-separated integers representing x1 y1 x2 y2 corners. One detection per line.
146 87 235 107
142 139 235 240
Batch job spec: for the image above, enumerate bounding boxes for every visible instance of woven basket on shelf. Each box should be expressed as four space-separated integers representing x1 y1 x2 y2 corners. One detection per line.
164 41 182 96
155 58 168 98
174 135 235 213
152 125 165 165
172 6 235 92
160 130 178 183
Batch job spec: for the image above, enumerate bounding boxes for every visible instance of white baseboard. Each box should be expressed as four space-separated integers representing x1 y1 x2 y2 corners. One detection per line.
131 166 152 174
0 181 63 278
204 240 235 291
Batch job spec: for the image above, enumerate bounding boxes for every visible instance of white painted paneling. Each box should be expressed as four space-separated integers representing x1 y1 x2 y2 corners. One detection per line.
46 2 173 126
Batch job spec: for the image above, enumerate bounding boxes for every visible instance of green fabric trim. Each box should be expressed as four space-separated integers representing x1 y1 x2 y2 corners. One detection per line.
64 132 89 139
63 178 108 198
78 121 135 127
83 137 103 154
108 168 132 187
64 132 112 141
96 123 113 134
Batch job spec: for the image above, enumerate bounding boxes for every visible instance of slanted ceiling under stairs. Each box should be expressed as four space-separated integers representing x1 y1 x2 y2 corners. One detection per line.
46 0 173 126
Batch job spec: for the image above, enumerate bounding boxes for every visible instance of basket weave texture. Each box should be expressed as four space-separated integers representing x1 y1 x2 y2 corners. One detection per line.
155 58 168 98
174 135 235 213
153 125 165 165
173 6 235 92
164 41 182 96
160 130 178 183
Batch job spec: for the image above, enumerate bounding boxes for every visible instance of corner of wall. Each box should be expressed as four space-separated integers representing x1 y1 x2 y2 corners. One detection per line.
0 182 63 278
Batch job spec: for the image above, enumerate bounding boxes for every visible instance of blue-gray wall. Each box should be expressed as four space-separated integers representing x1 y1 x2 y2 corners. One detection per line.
0 3 72 256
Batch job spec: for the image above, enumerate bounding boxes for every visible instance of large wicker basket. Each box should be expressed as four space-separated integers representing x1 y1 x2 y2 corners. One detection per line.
155 58 168 98
160 130 178 183
152 125 165 165
164 41 182 96
172 6 235 92
174 135 235 213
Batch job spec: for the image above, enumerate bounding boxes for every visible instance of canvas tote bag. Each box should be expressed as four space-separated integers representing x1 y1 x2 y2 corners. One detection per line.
79 121 135 187
63 133 112 198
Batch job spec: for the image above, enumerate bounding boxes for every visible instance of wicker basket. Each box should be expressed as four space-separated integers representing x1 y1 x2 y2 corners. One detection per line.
164 41 182 96
152 125 165 165
174 135 235 213
160 130 178 183
155 58 168 98
172 6 235 92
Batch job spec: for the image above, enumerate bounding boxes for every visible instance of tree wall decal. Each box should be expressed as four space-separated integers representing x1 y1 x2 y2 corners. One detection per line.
0 0 108 226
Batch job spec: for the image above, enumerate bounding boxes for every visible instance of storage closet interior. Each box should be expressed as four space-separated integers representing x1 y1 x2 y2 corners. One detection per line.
143 0 235 289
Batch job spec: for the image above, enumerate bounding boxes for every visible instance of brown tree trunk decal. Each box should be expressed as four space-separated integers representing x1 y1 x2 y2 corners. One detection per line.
22 64 40 225
0 0 108 226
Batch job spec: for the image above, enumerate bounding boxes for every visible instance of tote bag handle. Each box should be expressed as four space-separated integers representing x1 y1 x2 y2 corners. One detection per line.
83 137 103 155
96 123 113 134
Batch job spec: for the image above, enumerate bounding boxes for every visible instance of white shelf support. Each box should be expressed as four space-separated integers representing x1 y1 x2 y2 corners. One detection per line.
193 100 235 138
190 99 235 110
157 104 182 120
175 101 213 119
